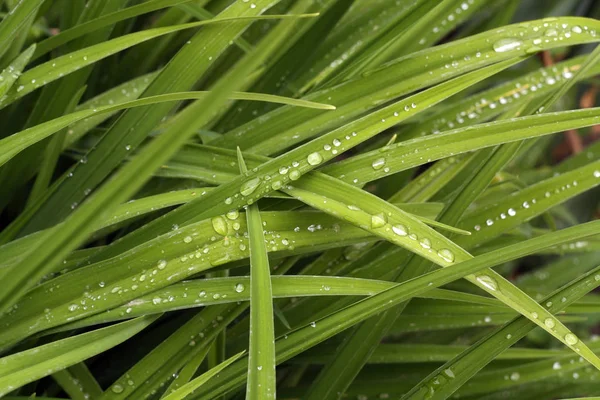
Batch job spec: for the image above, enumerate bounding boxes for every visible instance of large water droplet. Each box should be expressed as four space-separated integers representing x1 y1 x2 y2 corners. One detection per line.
392 224 408 236
157 260 167 270
111 384 124 393
553 361 561 370
493 38 522 52
476 275 498 291
544 318 556 329
565 333 578 345
371 213 387 228
437 249 455 263
307 152 323 166
226 210 239 220
211 216 228 236
234 283 245 293
419 238 432 249
372 158 386 170
289 170 300 180
240 177 260 196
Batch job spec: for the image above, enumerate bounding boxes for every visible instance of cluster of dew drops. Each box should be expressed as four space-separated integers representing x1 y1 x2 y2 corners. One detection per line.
424 61 579 136
473 170 600 233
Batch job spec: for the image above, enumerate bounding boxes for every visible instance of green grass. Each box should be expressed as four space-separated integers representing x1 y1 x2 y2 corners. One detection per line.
0 0 599 399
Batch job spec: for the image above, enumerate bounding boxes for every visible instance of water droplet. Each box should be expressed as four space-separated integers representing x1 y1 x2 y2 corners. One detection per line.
279 166 289 174
371 213 387 228
235 283 245 293
111 385 124 393
419 238 432 249
372 158 386 170
553 361 561 370
183 236 192 243
392 224 408 236
486 219 494 226
307 152 323 166
508 208 516 216
544 318 556 329
211 216 228 236
332 139 341 147
289 170 301 180
476 275 498 291
240 177 260 196
444 368 455 379
493 38 522 52
510 372 520 381
571 25 583 34
565 333 578 345
593 170 600 178
437 249 455 263
225 197 233 205
226 210 239 220
157 260 167 270
310 321 316 328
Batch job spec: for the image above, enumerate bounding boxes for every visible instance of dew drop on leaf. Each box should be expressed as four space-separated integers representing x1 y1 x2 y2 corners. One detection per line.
493 38 522 52
240 177 260 196
226 210 239 220
211 216 228 236
476 275 498 291
372 158 385 170
307 152 323 165
565 333 579 345
371 213 387 228
437 249 455 263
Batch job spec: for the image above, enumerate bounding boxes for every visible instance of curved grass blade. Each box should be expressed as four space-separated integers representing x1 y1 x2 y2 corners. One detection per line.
0 13 317 109
32 0 197 59
99 304 244 400
238 149 276 400
189 221 600 399
457 160 600 248
16 0 294 237
215 17 600 155
161 352 245 400
406 55 600 138
0 0 295 317
325 108 600 185
0 315 158 396
0 0 43 60
79 58 520 266
0 43 35 97
0 213 379 349
284 162 600 393
0 90 335 170
402 264 600 399
41 275 402 332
